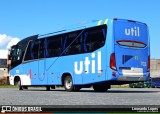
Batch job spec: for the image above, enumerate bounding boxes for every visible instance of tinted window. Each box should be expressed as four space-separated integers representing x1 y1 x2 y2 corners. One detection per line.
24 42 32 61
24 25 107 60
39 39 45 58
24 40 39 61
46 36 62 57
84 25 106 52
10 45 23 69
10 46 22 61
63 31 82 55
31 40 39 59
117 40 146 48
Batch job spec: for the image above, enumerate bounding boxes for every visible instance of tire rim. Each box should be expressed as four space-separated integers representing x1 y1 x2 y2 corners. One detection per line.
65 79 72 89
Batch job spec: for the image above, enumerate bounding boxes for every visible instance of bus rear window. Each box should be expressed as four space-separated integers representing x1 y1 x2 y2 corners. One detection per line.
116 40 146 48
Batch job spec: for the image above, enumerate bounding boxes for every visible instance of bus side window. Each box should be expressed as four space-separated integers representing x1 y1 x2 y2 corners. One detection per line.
64 31 82 55
71 33 82 54
84 26 106 52
24 42 32 61
32 40 39 59
47 36 62 57
24 40 39 61
39 38 45 59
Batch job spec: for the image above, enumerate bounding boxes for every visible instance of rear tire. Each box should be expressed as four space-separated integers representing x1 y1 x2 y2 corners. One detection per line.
74 86 81 92
18 80 23 90
64 76 74 92
51 86 55 89
93 84 109 92
46 86 50 91
14 76 23 90
23 86 28 89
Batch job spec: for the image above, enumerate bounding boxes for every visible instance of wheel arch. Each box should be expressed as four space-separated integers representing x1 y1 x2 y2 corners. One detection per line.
61 72 73 86
14 76 21 85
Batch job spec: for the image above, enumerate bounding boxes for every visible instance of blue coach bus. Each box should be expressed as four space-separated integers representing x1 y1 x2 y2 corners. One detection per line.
9 18 150 92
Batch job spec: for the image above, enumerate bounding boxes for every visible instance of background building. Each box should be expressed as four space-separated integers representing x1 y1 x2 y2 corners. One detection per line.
150 59 160 77
0 50 8 78
0 50 9 84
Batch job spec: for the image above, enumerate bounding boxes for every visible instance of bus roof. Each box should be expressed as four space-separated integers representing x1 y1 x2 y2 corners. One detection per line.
18 18 147 42
38 18 110 39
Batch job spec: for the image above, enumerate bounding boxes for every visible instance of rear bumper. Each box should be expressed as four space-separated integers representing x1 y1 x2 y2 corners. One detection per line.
117 75 146 81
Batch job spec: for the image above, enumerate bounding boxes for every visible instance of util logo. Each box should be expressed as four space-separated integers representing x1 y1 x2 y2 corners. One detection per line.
125 27 140 37
74 51 102 74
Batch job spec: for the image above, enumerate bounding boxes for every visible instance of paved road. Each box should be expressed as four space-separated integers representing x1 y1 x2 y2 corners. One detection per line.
0 87 160 105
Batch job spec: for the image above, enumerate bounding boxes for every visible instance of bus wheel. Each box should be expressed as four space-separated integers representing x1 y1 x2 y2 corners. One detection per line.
74 86 81 92
18 80 23 90
46 86 50 91
23 86 28 89
93 84 109 92
64 76 74 92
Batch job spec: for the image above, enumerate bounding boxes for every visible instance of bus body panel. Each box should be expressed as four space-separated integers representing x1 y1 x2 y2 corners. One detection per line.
105 19 115 81
10 64 31 85
22 61 39 85
80 49 107 85
46 48 107 85
113 19 149 81
47 57 62 85
114 20 148 44
38 59 48 85
9 18 150 89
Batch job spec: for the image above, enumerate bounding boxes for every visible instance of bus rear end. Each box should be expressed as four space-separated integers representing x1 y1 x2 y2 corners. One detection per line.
112 19 150 83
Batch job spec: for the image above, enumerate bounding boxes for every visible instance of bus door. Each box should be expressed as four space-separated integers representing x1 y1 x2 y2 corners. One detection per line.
38 39 47 85
24 41 39 85
113 19 149 78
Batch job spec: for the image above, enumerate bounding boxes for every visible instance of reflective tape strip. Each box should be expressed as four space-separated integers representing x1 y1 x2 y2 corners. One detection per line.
97 20 102 26
104 19 108 24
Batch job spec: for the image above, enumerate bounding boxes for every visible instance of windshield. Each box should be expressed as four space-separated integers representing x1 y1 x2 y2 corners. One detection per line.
10 45 23 69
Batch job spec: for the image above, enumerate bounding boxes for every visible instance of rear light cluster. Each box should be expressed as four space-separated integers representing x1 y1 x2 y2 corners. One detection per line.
147 56 150 72
110 53 150 73
110 53 117 71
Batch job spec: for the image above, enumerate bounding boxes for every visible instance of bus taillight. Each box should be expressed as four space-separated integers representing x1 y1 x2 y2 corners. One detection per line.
110 53 117 71
147 56 150 72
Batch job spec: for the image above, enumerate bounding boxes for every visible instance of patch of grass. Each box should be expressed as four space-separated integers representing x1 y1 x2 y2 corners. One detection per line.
0 85 130 88
111 84 129 88
0 85 18 88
